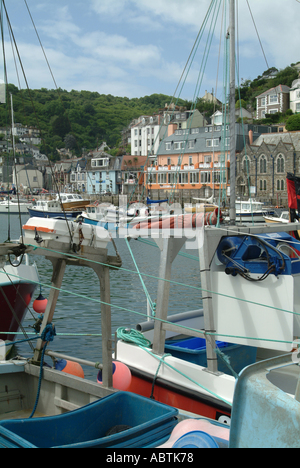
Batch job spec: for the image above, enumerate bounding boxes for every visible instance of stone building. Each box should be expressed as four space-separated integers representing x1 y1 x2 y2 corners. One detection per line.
237 132 300 206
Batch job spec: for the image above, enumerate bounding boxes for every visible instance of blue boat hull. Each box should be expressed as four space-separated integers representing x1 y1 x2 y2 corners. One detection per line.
0 391 178 448
28 208 82 219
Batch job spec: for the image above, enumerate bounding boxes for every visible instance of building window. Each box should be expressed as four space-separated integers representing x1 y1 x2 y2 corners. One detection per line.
243 156 250 173
277 180 285 191
259 155 267 174
179 172 189 184
174 142 184 150
259 179 267 191
201 171 211 184
206 138 219 148
165 142 171 150
276 154 285 173
168 172 177 184
190 172 199 184
157 173 167 184
269 94 278 104
189 156 193 166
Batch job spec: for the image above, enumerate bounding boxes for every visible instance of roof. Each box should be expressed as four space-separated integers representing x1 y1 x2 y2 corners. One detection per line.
121 155 148 170
253 132 300 152
256 85 291 98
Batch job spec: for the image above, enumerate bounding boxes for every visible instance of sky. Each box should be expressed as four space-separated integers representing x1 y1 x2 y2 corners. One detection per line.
1 0 300 101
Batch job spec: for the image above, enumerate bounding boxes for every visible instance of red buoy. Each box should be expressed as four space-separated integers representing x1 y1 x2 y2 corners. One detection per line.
97 361 132 391
33 293 48 314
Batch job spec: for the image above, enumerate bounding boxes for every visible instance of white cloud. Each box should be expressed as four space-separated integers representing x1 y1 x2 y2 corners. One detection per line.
3 0 300 99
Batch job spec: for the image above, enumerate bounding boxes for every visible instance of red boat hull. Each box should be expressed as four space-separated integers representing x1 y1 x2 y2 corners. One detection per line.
127 369 231 424
0 283 37 341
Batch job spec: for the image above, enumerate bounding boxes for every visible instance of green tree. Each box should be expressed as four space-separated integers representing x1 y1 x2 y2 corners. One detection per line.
286 114 300 131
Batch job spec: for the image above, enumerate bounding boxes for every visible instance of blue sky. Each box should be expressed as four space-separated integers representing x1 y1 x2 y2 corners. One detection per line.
2 0 300 101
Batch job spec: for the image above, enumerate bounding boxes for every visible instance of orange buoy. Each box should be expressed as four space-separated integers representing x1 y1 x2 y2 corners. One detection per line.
33 293 48 314
55 359 85 378
97 361 132 391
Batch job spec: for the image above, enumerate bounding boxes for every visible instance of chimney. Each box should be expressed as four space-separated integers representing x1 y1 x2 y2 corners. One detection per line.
249 130 253 145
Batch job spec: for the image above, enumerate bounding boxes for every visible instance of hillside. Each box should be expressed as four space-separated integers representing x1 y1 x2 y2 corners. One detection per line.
0 64 299 161
0 85 187 160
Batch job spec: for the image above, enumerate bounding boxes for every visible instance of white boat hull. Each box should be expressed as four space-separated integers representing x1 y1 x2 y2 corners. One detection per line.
22 217 111 251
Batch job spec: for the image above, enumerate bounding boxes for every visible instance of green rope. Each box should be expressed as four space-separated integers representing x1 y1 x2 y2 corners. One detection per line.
125 238 156 317
117 327 151 348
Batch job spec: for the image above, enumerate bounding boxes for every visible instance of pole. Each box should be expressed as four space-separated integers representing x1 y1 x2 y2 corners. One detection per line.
229 0 236 223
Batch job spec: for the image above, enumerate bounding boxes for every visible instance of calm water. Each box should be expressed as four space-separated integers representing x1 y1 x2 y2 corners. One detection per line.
2 215 202 380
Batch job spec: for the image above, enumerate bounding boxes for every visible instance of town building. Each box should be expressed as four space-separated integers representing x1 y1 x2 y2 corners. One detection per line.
86 152 123 195
70 158 88 193
290 77 300 114
130 106 207 161
13 164 43 191
121 155 148 196
237 131 300 206
145 123 275 200
256 85 291 119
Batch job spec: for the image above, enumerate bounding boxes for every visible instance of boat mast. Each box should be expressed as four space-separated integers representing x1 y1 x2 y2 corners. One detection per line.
229 0 236 223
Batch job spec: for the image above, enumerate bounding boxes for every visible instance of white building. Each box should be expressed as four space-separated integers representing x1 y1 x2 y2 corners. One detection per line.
290 78 300 114
131 115 167 160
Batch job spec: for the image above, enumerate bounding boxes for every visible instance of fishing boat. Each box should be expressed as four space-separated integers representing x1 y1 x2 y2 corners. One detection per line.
28 199 83 219
112 0 300 445
82 202 155 230
0 246 39 342
0 217 184 448
1 0 300 450
263 210 290 224
58 193 90 211
225 198 275 223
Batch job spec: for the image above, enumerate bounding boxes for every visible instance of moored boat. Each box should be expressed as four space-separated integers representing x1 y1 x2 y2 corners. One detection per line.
0 198 32 214
263 210 290 224
0 246 39 341
28 199 82 219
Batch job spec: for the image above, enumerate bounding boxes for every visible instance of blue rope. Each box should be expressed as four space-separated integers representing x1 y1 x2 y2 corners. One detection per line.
29 324 56 419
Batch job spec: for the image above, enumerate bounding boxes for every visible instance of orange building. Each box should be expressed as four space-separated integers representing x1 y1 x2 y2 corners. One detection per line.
144 123 274 198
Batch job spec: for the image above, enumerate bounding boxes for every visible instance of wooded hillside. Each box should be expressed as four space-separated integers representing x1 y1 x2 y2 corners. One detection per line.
0 64 299 161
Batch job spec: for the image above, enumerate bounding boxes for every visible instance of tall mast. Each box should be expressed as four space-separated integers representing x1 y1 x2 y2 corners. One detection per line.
229 0 236 223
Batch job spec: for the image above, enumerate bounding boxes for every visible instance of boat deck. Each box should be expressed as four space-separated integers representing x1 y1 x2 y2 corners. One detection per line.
0 410 46 420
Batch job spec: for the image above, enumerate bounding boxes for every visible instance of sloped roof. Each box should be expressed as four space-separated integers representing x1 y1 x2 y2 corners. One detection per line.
253 132 300 151
256 85 291 98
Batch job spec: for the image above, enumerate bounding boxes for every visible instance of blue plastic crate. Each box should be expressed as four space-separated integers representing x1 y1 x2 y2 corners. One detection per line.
165 337 257 375
0 392 178 448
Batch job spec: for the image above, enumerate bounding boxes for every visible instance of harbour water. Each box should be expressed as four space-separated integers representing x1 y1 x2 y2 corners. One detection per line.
3 214 202 380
